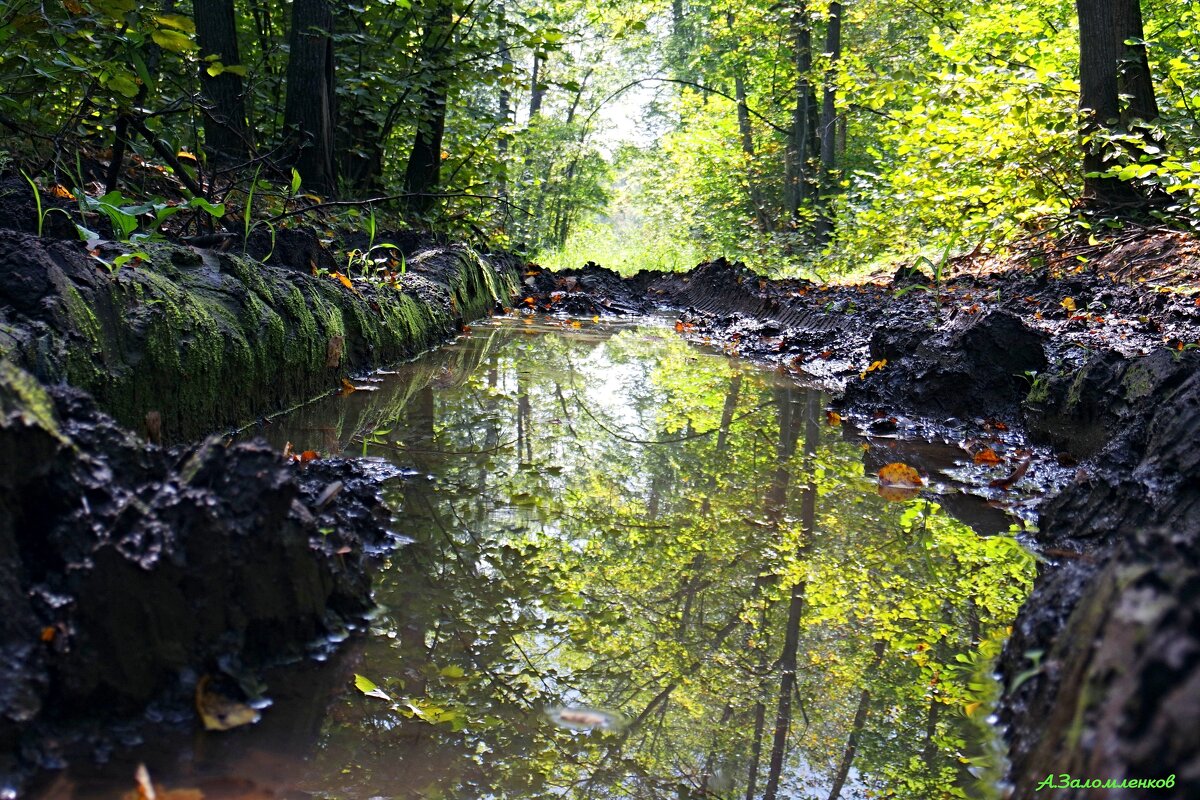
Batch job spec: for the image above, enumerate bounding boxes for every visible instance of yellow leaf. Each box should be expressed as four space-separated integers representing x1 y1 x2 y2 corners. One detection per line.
1060 296 1076 313
877 462 923 502
194 675 260 731
826 410 841 426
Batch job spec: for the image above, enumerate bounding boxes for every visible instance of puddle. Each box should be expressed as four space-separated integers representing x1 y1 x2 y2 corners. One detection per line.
34 316 1038 800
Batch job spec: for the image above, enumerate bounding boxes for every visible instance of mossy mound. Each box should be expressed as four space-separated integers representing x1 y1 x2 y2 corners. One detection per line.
0 231 519 441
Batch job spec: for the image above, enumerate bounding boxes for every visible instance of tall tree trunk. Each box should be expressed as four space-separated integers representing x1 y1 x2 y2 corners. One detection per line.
783 4 820 226
194 0 251 163
496 2 514 205
1076 0 1160 207
825 640 886 800
403 1 453 214
815 0 842 244
529 53 546 117
762 390 816 800
284 0 336 193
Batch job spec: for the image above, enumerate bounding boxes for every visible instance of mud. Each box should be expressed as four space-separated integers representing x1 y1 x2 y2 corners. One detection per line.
0 359 408 786
526 236 1200 797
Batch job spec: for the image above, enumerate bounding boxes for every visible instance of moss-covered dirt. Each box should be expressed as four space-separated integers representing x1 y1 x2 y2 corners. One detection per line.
0 230 520 442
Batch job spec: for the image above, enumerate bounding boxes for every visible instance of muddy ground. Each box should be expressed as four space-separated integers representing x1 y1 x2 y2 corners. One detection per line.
3 169 1199 799
0 180 520 792
522 231 1200 799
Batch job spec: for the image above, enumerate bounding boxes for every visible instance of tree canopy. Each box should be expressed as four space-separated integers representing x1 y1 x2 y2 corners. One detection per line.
1 0 1196 272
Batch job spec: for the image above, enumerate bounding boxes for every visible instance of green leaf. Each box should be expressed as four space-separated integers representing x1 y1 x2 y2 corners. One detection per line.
353 673 392 701
151 28 196 54
206 62 225 77
154 13 196 33
105 73 139 98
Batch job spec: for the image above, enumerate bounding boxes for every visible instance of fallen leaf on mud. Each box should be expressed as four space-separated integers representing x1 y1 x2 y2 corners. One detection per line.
195 675 260 731
859 359 887 380
826 411 841 426
330 271 353 290
524 296 536 306
990 455 1033 490
592 315 600 323
354 673 392 701
340 377 357 395
1060 296 1077 313
40 626 56 643
973 447 1004 465
878 462 923 502
299 450 319 463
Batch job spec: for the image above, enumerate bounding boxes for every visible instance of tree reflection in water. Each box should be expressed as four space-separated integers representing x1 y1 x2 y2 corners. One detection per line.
198 317 1038 800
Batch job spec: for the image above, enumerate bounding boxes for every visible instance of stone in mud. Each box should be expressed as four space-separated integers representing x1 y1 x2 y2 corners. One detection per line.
846 309 1047 417
0 360 399 786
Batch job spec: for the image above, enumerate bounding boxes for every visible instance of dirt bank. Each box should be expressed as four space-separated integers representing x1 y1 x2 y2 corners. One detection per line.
0 193 523 791
0 228 519 442
524 233 1200 797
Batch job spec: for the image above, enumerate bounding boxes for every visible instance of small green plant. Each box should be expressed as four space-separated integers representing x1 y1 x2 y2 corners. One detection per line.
892 239 955 304
19 169 73 237
346 206 399 276
242 165 276 261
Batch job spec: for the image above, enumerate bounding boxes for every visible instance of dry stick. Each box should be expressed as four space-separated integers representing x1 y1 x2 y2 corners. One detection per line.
128 117 207 199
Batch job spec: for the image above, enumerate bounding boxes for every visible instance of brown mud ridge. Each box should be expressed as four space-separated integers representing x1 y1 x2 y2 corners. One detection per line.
0 189 520 791
522 234 1200 799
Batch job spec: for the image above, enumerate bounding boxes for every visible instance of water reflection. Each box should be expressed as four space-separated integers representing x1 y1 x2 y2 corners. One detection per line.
38 316 1036 800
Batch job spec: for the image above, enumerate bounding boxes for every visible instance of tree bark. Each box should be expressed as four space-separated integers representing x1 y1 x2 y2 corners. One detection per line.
783 4 820 226
194 0 251 163
284 0 337 193
815 0 842 244
1076 0 1160 206
403 1 453 215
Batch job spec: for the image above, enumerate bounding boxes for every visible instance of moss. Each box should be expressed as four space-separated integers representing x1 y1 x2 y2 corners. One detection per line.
7 234 518 441
0 359 66 442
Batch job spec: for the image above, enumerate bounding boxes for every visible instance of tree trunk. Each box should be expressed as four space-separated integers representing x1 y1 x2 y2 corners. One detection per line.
403 1 453 215
1076 0 1160 207
194 0 251 163
529 53 546 117
825 640 885 800
783 4 820 226
283 0 337 194
815 0 842 244
763 390 817 800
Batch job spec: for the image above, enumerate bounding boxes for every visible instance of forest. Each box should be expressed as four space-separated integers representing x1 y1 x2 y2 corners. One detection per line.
1 0 1196 272
1 1 1199 799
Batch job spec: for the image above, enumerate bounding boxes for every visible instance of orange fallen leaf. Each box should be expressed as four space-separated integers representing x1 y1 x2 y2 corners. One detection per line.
340 377 357 394
524 296 536 306
570 320 581 328
299 450 319 463
973 447 1003 466
330 271 353 289
40 626 56 643
826 411 841 426
878 462 923 502
860 358 887 380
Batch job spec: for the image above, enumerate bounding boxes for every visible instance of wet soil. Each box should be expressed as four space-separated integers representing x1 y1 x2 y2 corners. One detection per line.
522 231 1200 798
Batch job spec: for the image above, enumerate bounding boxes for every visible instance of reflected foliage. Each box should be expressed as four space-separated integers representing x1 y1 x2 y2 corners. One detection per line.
255 318 1035 800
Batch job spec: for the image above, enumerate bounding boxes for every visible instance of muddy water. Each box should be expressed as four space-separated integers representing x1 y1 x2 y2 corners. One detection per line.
38 316 1037 800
